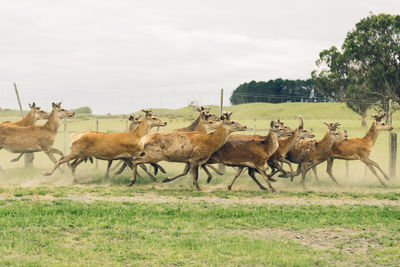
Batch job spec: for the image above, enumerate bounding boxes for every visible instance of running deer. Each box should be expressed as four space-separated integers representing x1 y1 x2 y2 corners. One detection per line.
1 103 50 163
267 116 315 180
206 120 292 192
43 109 167 181
104 114 167 179
0 102 74 170
116 107 222 180
323 113 393 186
285 122 347 189
132 112 247 190
156 107 222 182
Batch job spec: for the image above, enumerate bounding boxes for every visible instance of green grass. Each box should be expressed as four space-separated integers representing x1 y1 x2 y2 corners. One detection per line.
0 199 400 266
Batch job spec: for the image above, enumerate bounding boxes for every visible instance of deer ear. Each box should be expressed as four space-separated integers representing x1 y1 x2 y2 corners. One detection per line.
57 102 62 106
29 103 32 109
270 121 274 128
32 102 36 108
52 102 57 109
220 115 225 121
129 115 134 121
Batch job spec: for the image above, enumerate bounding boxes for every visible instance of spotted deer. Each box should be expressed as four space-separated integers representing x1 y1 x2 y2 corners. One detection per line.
133 112 247 190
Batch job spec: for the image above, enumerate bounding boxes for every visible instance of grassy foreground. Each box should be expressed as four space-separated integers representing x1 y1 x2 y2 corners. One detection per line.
1 196 400 266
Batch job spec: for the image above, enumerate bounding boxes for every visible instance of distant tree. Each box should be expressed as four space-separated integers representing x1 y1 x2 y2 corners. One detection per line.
71 106 92 114
230 79 328 105
312 13 400 126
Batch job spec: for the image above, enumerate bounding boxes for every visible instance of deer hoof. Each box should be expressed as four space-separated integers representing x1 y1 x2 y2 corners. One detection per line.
43 172 51 176
268 177 277 182
207 177 212 183
227 186 232 190
162 178 171 183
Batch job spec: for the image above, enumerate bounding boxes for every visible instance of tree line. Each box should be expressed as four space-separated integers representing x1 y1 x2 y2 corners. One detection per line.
230 13 400 126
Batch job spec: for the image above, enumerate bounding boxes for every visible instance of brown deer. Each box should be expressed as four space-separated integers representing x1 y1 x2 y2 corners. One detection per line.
267 116 315 180
116 107 222 180
323 113 393 186
43 109 167 181
132 112 247 190
0 102 74 170
206 120 292 191
285 122 347 189
1 103 50 163
104 114 166 179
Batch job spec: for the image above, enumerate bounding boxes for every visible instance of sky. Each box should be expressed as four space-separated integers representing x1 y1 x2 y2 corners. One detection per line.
0 0 399 114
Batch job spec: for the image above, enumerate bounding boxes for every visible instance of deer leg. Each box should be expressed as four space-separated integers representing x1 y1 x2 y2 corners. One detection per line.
258 168 277 193
363 157 389 180
361 160 387 186
163 163 190 183
311 165 319 181
190 165 201 191
139 164 158 182
326 157 339 185
115 162 128 175
10 153 24 163
227 166 245 190
300 163 309 190
71 157 85 180
206 164 224 175
129 161 140 186
281 159 295 180
109 160 123 171
152 163 166 174
44 153 76 176
201 165 213 183
105 160 113 178
248 168 267 190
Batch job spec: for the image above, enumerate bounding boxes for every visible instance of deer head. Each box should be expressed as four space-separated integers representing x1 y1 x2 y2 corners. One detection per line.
52 102 75 118
323 122 347 142
200 110 220 132
270 120 292 138
29 102 50 120
371 113 393 131
142 109 167 128
128 114 143 131
220 112 247 133
297 115 315 139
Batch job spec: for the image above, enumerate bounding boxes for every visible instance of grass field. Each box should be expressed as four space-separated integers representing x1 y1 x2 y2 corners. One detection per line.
1 102 399 266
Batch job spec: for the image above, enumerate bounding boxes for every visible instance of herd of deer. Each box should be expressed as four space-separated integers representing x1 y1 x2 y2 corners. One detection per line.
0 103 394 192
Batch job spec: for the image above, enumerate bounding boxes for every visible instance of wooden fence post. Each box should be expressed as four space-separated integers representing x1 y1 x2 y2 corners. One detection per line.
218 88 225 174
389 132 397 179
63 119 67 154
14 83 34 168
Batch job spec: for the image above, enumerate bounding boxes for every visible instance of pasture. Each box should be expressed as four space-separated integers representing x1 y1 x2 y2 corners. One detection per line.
0 102 400 266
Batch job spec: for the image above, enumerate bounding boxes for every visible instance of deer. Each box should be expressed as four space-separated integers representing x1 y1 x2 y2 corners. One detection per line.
43 109 167 181
266 115 315 180
132 112 247 190
116 107 222 181
205 120 293 192
321 113 393 186
1 103 50 163
285 122 347 189
0 102 74 171
102 114 167 179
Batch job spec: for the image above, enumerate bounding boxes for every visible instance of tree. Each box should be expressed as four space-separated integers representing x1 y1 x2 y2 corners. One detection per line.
312 13 400 126
230 79 328 105
71 106 92 114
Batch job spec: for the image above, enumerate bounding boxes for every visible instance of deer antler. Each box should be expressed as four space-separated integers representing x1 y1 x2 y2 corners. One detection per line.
222 111 233 120
297 115 303 129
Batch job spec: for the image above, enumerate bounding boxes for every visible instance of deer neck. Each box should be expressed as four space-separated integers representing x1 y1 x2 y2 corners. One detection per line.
281 129 300 154
206 123 230 150
364 122 379 145
133 120 153 137
264 130 280 155
315 132 334 156
15 110 35 126
43 110 61 133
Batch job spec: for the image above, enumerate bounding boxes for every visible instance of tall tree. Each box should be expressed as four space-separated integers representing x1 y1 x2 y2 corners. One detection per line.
312 13 400 126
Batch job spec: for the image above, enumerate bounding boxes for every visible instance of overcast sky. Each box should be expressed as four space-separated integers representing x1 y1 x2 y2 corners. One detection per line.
1 0 399 114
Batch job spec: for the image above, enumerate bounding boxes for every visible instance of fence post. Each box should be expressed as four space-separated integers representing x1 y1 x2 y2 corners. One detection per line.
95 119 99 169
389 132 397 179
253 125 257 135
